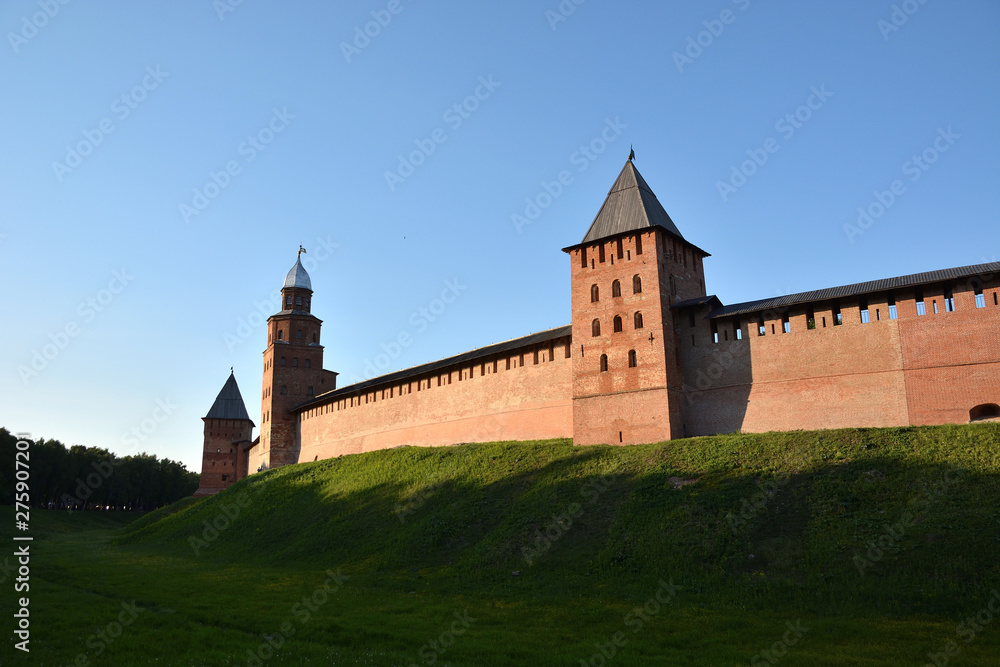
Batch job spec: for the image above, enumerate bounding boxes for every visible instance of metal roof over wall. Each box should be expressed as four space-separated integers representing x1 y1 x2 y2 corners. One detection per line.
295 325 573 412
705 262 1000 319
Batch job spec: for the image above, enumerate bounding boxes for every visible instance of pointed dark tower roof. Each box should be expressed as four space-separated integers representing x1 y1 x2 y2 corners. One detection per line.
204 371 254 423
579 158 686 244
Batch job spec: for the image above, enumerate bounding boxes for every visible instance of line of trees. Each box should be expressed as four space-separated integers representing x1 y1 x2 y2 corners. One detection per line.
1 427 199 510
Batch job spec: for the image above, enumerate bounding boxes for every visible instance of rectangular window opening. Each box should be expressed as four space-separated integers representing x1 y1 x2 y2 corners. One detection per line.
975 287 986 309
860 298 870 324
599 244 606 263
635 234 643 255
711 321 719 344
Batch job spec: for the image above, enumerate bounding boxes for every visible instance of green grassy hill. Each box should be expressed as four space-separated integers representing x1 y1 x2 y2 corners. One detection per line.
123 424 1000 616
16 423 1000 665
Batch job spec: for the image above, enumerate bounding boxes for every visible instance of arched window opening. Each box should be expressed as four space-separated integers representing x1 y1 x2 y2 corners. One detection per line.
292 358 298 367
280 385 287 395
591 284 599 303
280 357 286 366
592 319 601 337
612 280 621 298
613 315 623 332
628 350 637 368
633 275 642 294
286 296 292 307
305 359 311 368
312 333 317 342
634 312 644 329
599 354 608 372
277 330 284 340
970 404 1000 421
307 386 315 396
296 329 303 339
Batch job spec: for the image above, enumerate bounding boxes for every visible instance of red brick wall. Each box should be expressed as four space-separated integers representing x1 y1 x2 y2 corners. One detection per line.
567 229 707 444
257 292 332 471
194 418 254 496
679 277 1000 435
296 337 573 460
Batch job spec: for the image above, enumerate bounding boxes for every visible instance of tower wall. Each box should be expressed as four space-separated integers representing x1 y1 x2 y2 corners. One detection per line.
194 418 254 496
258 306 333 471
567 229 707 445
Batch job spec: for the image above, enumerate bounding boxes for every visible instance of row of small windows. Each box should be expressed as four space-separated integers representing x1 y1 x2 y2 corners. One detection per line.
273 329 318 343
581 237 644 268
592 312 644 336
580 235 697 270
279 357 311 367
286 295 310 308
703 286 999 343
598 350 637 372
591 276 642 302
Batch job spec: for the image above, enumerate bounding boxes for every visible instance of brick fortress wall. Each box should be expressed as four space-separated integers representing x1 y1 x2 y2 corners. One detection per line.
678 275 1000 436
296 334 574 461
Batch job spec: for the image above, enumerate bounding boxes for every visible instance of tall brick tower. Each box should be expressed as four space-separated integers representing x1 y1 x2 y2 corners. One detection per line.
194 371 255 496
257 251 337 470
562 155 710 444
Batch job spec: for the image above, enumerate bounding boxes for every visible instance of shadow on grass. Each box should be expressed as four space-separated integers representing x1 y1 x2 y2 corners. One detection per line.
117 426 1000 617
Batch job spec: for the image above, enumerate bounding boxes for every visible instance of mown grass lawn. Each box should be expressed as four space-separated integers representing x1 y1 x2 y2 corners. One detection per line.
5 424 1000 665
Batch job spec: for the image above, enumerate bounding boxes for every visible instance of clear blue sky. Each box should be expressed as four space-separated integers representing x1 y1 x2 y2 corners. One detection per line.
2 1 997 471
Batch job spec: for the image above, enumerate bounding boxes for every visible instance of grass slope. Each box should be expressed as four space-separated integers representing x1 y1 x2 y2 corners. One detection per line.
9 424 1000 665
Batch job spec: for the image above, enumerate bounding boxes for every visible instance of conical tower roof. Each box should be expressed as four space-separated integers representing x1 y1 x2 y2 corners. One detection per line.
204 371 253 422
579 158 685 244
283 256 312 291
